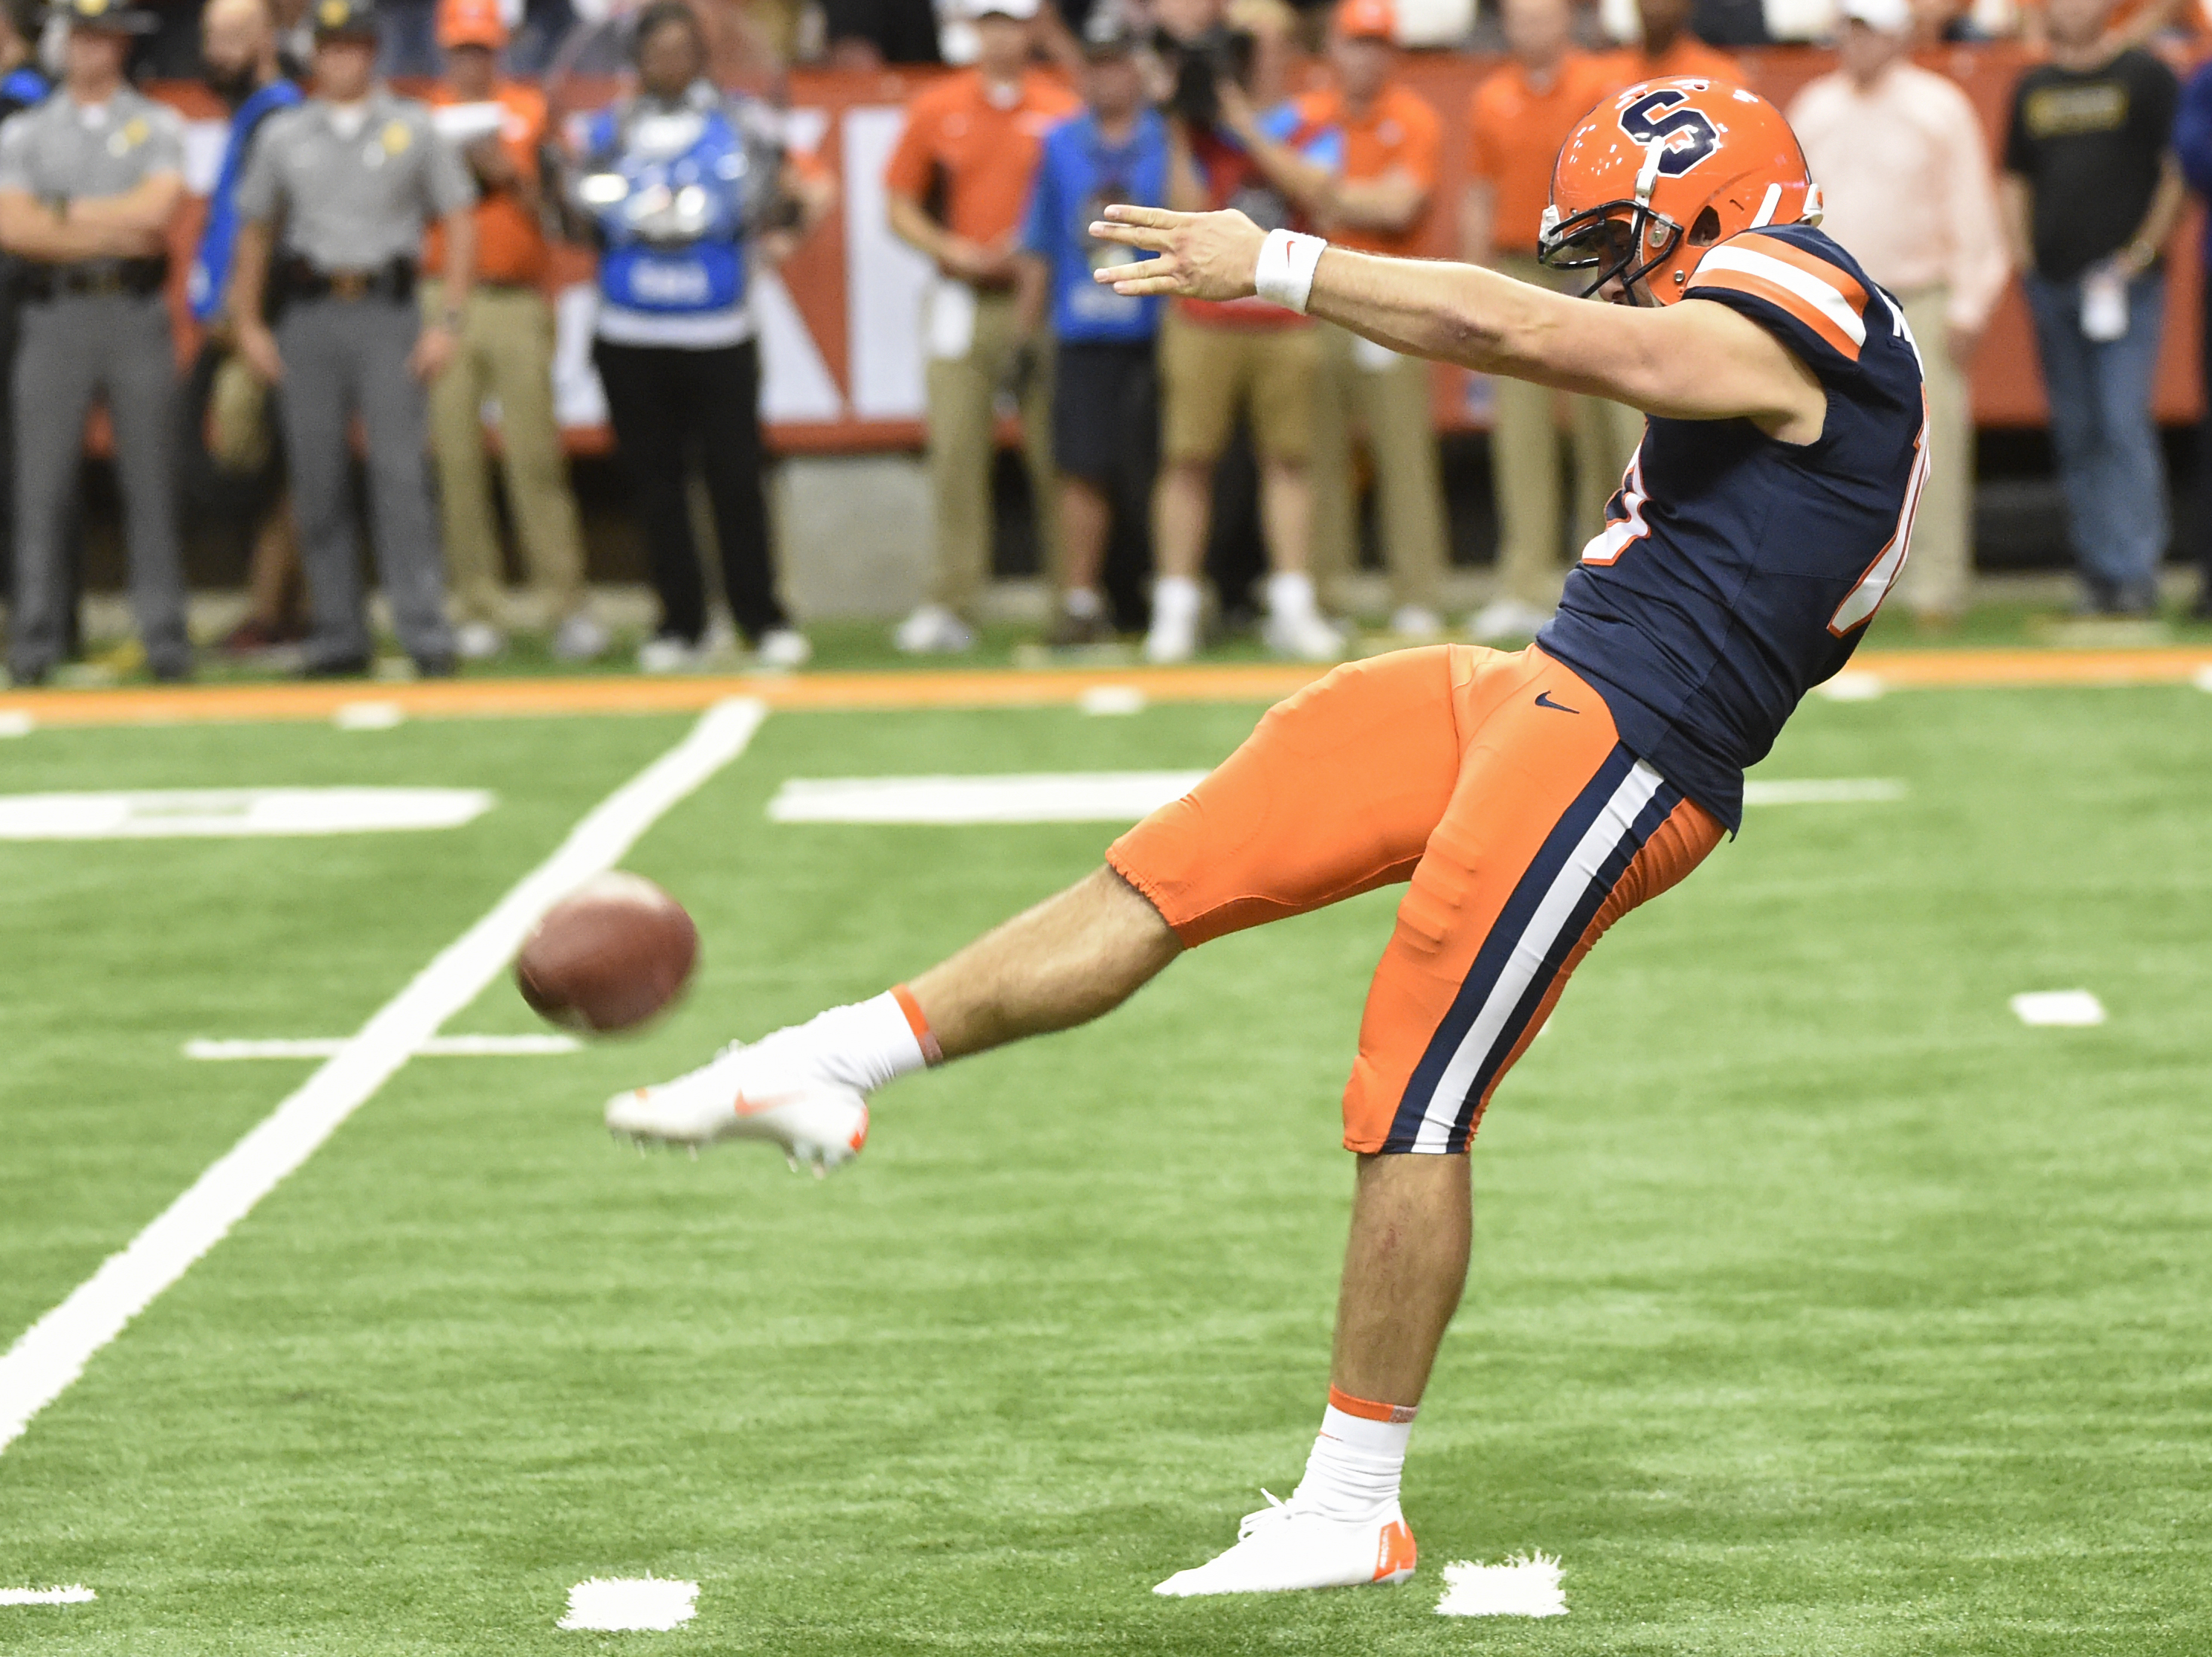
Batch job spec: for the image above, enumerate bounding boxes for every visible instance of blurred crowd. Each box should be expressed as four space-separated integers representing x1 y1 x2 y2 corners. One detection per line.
889 0 2209 662
0 0 2207 685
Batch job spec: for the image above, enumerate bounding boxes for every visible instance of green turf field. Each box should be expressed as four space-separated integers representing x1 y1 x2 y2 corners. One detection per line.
1 680 2208 1654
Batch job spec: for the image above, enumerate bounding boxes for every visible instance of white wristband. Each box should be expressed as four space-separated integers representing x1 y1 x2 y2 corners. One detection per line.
1254 227 1326 314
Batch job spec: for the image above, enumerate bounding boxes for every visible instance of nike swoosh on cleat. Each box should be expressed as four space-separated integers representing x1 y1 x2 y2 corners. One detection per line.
1533 691 1579 714
732 1091 806 1117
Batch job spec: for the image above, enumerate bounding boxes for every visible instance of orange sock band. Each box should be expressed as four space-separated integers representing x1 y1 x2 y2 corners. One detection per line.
890 983 943 1065
1328 1386 1418 1425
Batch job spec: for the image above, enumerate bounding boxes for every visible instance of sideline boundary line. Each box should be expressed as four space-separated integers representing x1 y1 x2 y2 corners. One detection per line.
0 697 769 1458
0 646 2210 730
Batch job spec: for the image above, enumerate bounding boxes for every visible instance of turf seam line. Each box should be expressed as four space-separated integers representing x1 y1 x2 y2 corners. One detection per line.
0 697 770 1459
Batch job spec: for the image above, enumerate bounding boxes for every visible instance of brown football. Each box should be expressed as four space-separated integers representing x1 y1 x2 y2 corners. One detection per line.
515 871 698 1035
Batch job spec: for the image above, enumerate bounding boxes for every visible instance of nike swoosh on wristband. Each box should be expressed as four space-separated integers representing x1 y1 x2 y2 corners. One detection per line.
1534 691 1579 714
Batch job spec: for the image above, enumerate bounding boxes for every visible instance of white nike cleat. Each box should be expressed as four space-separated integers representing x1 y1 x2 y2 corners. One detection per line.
1152 1491 1417 1596
604 1038 869 1174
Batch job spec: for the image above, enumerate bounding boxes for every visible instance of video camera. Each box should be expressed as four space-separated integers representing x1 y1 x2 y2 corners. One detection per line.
1153 23 1255 129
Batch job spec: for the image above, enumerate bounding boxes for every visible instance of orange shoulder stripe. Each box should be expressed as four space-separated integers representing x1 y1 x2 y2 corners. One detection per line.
1729 231 1868 315
1689 265 1864 361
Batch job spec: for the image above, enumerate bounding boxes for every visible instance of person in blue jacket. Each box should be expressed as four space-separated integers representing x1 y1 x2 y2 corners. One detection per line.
2176 53 2212 620
1013 7 1167 646
188 0 305 656
574 0 832 672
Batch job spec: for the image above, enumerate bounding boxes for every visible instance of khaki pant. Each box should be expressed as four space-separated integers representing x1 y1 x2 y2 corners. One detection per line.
424 280 587 628
923 284 1060 614
1158 308 1320 464
1897 285 1973 619
1490 255 1643 607
1310 322 1448 614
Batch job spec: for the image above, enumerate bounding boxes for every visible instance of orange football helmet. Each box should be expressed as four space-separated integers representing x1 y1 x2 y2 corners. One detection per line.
1538 77 1823 304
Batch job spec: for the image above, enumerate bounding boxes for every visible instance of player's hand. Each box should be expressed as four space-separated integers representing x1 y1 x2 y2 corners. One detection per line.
410 323 458 383
1088 204 1265 303
1946 321 1982 368
234 320 285 387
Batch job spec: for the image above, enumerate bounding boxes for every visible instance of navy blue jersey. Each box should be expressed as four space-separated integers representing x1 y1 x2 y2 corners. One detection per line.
1536 223 1928 832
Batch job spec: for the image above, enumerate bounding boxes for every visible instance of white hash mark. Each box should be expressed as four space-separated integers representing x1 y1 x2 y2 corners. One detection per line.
0 1585 96 1605
1434 1551 1567 1618
2010 989 2106 1027
558 1576 699 1632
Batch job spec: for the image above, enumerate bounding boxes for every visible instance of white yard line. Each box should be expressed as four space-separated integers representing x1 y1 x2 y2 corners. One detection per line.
184 1035 581 1061
767 772 1904 826
0 698 767 1459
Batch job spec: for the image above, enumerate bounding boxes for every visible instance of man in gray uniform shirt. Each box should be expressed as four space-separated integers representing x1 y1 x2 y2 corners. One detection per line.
0 0 188 685
230 0 473 676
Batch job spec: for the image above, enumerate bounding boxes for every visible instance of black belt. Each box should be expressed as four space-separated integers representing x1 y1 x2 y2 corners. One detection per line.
278 256 416 304
18 256 167 300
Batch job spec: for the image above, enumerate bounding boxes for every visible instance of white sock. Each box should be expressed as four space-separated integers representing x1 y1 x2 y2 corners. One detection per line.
1152 575 1202 629
1289 1399 1413 1522
1266 569 1318 621
1063 587 1103 620
781 989 938 1094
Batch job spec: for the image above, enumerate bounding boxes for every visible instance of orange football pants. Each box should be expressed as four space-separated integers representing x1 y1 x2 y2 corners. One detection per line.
1108 645 1723 1154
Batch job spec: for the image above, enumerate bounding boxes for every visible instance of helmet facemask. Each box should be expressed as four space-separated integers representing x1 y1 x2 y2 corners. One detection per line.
1538 137 1685 305
1537 201 1683 303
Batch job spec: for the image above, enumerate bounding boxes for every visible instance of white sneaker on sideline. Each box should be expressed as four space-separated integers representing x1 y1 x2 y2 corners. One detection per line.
1153 1492 1417 1597
1468 598 1554 643
894 604 976 654
1261 610 1347 662
552 612 611 662
1390 605 1444 641
755 627 813 670
454 621 504 662
636 635 700 674
606 1038 869 1173
1144 610 1199 664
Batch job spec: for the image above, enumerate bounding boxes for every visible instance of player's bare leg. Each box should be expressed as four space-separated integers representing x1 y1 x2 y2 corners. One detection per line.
1150 1152 1463 1597
907 866 1180 1056
1332 1152 1471 1404
604 868 1179 1166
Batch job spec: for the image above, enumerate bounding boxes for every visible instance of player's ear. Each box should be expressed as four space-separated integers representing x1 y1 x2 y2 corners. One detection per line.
1689 207 1721 247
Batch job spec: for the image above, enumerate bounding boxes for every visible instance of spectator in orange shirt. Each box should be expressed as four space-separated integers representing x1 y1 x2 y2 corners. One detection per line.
1297 0 1453 639
883 0 1079 653
1607 0 1742 85
1462 0 1636 641
423 0 599 663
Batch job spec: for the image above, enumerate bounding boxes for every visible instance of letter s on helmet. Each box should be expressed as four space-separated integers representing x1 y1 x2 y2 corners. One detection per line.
1538 77 1823 303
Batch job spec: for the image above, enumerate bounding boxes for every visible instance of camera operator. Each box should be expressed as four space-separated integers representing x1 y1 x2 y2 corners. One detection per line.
574 0 830 673
1144 0 1344 662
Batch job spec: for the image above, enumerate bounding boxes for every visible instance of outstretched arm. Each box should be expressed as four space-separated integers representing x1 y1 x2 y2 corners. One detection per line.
1091 203 1826 441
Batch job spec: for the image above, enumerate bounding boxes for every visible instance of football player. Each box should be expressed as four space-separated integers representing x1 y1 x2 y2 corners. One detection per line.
608 80 1927 1598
